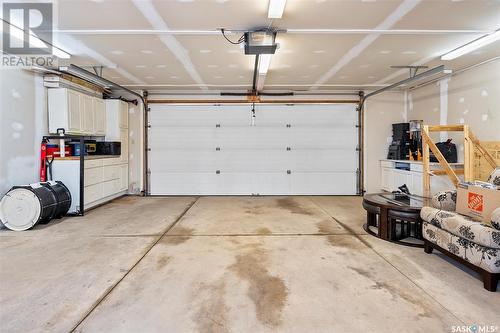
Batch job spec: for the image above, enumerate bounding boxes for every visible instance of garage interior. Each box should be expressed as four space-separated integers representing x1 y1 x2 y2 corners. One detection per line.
1 0 500 332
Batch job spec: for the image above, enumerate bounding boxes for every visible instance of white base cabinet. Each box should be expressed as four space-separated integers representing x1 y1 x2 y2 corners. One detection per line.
380 160 463 196
52 157 128 213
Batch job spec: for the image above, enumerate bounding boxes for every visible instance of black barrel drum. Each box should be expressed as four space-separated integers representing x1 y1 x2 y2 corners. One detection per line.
0 182 64 231
41 181 72 219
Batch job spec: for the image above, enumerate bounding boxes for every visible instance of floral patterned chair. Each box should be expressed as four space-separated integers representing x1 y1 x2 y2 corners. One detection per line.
421 185 500 292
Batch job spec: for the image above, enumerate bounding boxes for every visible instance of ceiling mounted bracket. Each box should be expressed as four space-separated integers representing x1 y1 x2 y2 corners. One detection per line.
390 65 429 78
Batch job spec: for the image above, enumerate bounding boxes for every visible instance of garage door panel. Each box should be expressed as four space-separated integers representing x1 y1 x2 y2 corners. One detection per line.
289 128 357 148
150 105 252 127
218 173 290 195
149 128 217 149
150 172 290 195
217 127 290 149
217 150 289 172
148 103 358 195
217 105 253 126
289 150 357 172
256 104 357 126
249 173 290 195
149 150 216 172
150 173 218 195
149 105 220 126
291 172 357 195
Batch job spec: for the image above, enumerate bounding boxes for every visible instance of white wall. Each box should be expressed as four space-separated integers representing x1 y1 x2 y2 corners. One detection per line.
0 68 46 196
0 68 144 198
408 59 500 162
363 92 406 193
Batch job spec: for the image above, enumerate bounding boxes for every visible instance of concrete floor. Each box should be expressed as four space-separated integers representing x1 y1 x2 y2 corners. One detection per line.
0 196 498 333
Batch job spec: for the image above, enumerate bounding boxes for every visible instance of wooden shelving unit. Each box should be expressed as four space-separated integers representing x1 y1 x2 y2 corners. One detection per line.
421 124 498 197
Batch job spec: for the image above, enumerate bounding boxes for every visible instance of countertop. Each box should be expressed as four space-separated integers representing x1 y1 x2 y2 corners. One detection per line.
53 155 120 161
380 159 463 166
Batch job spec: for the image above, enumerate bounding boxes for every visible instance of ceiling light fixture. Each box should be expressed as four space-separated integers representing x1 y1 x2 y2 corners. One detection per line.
258 54 272 74
268 0 287 19
441 29 500 60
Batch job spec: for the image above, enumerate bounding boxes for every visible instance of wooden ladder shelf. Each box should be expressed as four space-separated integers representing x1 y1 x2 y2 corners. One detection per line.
421 124 498 197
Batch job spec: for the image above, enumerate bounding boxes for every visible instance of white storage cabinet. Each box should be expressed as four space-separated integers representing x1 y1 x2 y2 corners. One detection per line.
380 160 463 196
48 88 106 135
52 157 128 213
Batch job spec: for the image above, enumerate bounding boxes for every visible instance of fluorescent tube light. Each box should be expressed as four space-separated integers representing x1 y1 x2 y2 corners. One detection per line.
52 47 71 59
258 54 272 75
268 0 286 19
441 30 500 60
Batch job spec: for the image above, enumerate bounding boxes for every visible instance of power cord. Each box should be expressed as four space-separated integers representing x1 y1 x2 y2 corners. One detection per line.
220 28 245 45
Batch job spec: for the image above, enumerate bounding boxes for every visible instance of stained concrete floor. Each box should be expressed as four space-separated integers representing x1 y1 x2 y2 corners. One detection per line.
0 196 498 333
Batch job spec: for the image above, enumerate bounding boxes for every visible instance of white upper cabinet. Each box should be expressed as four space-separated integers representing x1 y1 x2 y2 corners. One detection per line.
67 90 81 133
105 100 129 141
93 98 106 135
48 88 107 136
81 94 94 133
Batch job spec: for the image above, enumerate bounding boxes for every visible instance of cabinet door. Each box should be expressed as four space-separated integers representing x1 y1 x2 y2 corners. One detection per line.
67 90 82 133
119 102 128 129
94 98 106 135
411 172 423 196
81 94 94 134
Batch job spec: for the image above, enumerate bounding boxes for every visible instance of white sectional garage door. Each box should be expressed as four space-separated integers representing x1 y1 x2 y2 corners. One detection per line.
148 104 358 195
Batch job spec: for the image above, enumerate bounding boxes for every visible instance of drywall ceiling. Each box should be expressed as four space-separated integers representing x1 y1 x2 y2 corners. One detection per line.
48 0 500 91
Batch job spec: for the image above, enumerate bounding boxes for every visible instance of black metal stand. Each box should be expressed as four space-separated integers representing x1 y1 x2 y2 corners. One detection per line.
42 135 86 216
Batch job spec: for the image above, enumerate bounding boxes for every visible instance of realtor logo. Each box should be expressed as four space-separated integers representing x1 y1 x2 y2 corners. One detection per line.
2 2 53 55
468 192 484 213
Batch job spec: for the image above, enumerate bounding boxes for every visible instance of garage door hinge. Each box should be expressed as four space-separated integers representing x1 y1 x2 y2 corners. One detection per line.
356 146 361 152
147 148 151 151
355 125 360 128
216 124 221 128
216 170 221 174
216 147 220 151
147 124 151 128
286 124 291 128
286 147 291 151
286 170 291 174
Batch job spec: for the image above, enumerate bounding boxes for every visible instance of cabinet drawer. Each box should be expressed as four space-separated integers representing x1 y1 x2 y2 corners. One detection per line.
102 179 121 197
84 183 102 204
410 164 423 172
103 165 121 181
84 167 103 186
102 157 122 166
85 159 103 169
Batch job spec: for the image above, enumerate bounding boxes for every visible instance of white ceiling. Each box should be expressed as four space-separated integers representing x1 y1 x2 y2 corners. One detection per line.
49 0 500 91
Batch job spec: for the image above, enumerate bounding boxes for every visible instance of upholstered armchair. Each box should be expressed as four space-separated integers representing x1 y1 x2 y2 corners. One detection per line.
421 169 500 292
